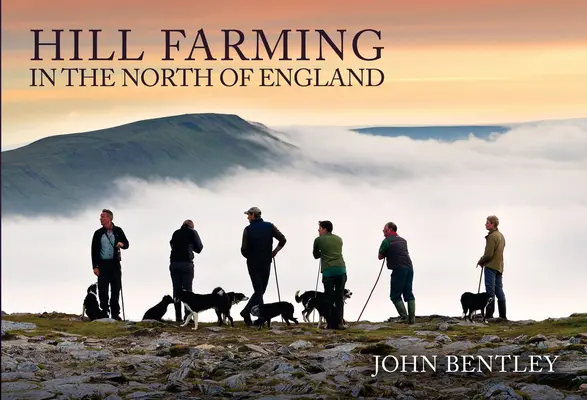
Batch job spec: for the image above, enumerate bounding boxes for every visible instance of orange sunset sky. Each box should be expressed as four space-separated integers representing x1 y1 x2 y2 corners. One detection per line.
2 0 586 147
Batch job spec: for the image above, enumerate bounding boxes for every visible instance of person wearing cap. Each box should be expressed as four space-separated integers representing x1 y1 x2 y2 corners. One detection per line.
313 220 347 330
240 206 287 326
169 219 204 322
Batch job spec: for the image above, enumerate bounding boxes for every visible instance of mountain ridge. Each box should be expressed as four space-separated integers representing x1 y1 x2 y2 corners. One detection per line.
1 113 297 217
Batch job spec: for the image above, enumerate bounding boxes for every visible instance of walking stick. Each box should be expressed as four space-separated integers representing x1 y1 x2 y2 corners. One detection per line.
356 259 386 323
477 266 484 293
273 257 283 322
312 260 321 325
120 271 126 322
473 265 484 321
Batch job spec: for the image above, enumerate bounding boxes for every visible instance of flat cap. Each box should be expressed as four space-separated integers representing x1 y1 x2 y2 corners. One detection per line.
244 206 262 215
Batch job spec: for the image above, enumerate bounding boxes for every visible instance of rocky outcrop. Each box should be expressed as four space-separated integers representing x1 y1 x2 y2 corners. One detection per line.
1 314 586 399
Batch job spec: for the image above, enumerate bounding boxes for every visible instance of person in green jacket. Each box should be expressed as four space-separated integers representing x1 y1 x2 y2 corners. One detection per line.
313 220 347 330
477 215 507 320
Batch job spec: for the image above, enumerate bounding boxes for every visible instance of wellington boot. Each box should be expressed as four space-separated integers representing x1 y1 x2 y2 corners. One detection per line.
497 300 507 321
393 301 408 322
407 300 416 324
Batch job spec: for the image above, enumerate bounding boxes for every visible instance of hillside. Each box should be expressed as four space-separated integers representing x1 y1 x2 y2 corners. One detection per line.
1 114 297 217
2 312 586 399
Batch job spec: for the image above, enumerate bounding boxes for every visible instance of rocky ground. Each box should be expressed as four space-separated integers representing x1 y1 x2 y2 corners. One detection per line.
1 312 587 399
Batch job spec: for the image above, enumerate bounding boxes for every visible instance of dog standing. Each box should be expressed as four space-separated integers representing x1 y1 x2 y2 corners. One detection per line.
142 295 175 321
174 287 231 330
304 296 333 328
251 301 299 330
461 292 494 323
214 290 249 326
81 283 109 321
295 289 353 326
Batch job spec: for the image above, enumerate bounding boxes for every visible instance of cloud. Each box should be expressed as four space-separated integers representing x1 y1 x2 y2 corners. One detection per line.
2 119 586 323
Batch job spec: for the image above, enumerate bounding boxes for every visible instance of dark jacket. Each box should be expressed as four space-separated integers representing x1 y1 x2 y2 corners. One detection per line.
91 224 129 269
241 218 286 265
378 233 413 270
170 226 204 263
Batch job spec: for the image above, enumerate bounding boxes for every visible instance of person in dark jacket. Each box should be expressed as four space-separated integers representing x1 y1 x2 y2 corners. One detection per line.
378 221 416 324
91 209 129 320
169 219 204 322
240 206 287 326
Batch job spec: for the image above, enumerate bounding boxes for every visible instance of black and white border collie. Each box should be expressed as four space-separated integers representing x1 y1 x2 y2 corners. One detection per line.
174 287 231 330
460 292 494 323
215 291 249 326
294 288 353 327
81 283 109 321
251 301 299 330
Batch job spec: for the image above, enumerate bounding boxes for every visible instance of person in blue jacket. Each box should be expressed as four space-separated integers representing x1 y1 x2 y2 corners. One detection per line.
240 206 287 326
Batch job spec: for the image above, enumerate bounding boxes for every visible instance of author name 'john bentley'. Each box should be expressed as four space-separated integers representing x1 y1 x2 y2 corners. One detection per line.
371 355 560 377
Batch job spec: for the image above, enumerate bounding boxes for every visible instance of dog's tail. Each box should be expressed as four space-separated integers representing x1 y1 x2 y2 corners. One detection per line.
212 287 225 296
295 290 302 303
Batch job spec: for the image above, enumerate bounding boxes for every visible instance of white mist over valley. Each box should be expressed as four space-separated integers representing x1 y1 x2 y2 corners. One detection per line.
2 119 586 323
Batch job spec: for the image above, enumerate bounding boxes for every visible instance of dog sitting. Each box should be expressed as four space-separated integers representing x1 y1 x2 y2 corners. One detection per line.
461 292 494 323
295 289 353 326
174 287 231 330
251 301 299 330
214 290 249 326
142 295 174 321
81 283 109 321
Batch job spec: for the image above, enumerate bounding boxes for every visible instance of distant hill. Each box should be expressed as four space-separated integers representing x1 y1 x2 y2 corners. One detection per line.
352 125 510 141
1 113 297 217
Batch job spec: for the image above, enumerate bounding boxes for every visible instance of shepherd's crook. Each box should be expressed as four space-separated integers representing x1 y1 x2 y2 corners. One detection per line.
120 271 126 322
473 265 484 320
477 266 484 293
356 258 386 323
313 260 321 324
273 257 283 322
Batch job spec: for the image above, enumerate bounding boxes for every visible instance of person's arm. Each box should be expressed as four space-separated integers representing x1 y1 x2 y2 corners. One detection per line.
115 227 130 249
192 229 204 254
271 224 287 256
313 237 321 259
91 231 100 269
378 238 389 260
477 235 496 266
241 228 249 258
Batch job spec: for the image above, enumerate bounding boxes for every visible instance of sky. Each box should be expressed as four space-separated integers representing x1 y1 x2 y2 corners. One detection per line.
2 119 586 322
2 0 587 148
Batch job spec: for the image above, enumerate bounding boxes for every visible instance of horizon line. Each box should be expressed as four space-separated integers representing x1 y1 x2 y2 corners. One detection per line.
2 112 587 152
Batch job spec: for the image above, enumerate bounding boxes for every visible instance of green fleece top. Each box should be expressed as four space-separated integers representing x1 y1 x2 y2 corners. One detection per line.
313 232 346 277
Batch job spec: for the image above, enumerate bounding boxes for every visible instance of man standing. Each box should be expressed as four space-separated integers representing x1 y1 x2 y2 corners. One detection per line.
169 219 204 322
240 206 287 326
91 209 129 320
313 220 347 330
477 215 507 320
378 222 416 324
